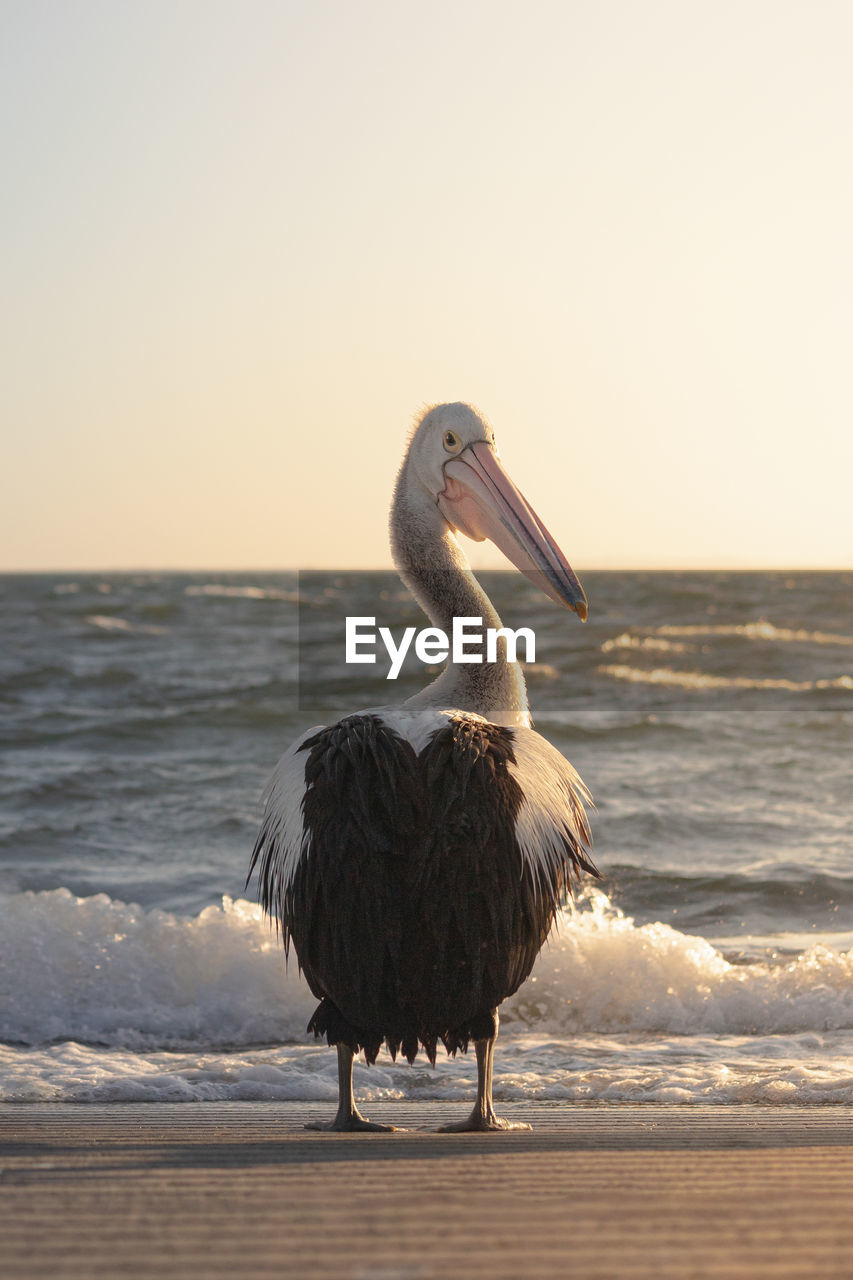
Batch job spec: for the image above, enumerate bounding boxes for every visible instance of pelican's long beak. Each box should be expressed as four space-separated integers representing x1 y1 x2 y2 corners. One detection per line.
438 441 588 620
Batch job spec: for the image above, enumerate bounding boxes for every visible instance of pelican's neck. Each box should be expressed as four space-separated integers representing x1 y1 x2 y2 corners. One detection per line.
389 464 530 726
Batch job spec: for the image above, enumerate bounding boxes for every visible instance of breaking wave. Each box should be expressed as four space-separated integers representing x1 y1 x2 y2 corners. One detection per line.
3 888 853 1051
3 888 853 1104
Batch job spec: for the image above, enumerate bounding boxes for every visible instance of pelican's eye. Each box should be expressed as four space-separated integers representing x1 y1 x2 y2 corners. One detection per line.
443 430 462 453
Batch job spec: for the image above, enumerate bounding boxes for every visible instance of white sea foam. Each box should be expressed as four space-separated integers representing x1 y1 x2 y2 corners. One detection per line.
0 890 314 1048
85 614 133 632
184 584 301 602
598 664 853 692
3 888 853 1103
84 614 166 636
520 891 853 1036
3 888 853 1049
6 1033 853 1105
656 621 853 647
598 618 853 691
600 634 691 654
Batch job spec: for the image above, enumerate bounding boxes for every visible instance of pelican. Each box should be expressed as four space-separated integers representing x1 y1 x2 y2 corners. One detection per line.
248 403 598 1131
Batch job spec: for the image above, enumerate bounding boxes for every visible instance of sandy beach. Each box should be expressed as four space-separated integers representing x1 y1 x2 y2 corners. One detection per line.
3 1103 853 1279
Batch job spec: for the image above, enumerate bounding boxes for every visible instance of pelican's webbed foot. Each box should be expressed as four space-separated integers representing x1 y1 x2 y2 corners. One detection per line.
307 1043 402 1133
438 1107 531 1134
437 1020 531 1133
305 1108 397 1133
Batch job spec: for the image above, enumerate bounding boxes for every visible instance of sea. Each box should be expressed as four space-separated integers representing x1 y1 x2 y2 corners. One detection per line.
1 569 851 1107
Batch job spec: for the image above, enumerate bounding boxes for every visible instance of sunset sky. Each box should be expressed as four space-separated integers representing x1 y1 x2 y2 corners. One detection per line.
2 0 851 571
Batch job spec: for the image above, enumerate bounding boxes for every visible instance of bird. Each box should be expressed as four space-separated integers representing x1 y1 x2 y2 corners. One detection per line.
248 402 598 1132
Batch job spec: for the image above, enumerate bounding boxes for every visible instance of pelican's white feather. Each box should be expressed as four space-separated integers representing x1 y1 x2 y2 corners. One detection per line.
259 723 323 894
507 728 593 893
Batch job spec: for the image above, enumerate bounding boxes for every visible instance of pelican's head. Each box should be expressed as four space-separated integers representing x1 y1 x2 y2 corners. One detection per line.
405 402 588 620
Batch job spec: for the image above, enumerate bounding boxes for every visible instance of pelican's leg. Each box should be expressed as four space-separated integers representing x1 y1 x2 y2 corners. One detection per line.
438 1012 531 1133
305 1044 398 1133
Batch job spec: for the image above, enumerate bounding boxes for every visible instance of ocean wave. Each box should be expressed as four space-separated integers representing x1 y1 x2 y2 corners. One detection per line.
0 890 313 1048
604 863 853 938
597 617 853 693
3 888 853 1053
84 614 166 636
598 664 853 693
522 890 853 1036
85 614 133 632
185 584 301 603
655 621 853 647
601 634 691 655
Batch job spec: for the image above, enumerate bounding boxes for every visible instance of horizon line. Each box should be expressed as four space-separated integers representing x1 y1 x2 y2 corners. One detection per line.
1 564 850 576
